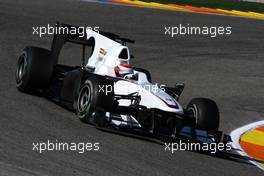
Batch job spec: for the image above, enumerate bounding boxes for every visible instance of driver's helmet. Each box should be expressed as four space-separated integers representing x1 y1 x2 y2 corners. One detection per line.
114 63 136 79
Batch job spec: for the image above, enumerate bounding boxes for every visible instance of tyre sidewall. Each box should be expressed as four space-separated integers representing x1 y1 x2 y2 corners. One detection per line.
15 47 54 92
16 50 32 91
77 80 94 121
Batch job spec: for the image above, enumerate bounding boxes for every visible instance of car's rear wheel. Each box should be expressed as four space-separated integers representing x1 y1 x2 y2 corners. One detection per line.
187 98 219 131
15 46 54 93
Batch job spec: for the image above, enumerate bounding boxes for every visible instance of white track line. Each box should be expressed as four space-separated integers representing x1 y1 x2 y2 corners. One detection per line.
230 120 264 171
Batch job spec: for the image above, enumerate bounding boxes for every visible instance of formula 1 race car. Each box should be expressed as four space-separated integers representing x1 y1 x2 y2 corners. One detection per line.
16 23 230 144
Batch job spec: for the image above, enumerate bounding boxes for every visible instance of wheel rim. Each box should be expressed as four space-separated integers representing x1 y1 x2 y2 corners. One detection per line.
16 54 27 84
188 105 198 123
77 84 92 116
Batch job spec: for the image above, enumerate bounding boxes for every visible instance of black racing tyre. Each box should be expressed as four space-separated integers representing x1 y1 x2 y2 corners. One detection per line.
90 109 107 127
187 98 219 131
133 67 152 83
15 46 54 92
76 76 114 125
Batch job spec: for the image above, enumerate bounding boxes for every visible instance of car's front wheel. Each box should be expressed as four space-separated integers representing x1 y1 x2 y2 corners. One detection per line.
76 81 93 122
187 98 219 131
76 76 114 126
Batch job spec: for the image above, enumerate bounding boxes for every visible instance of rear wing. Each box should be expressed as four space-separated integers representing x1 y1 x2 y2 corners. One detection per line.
51 23 95 67
51 22 134 67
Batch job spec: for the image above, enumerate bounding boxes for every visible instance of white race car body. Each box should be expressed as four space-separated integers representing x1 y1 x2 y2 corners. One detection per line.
16 22 226 144
85 30 184 117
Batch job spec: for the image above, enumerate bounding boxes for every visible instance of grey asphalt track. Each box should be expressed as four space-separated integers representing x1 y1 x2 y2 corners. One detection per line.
0 0 264 175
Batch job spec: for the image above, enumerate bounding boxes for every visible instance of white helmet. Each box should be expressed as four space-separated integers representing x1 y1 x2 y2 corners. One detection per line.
114 63 137 80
